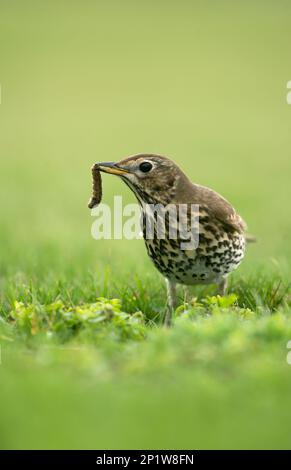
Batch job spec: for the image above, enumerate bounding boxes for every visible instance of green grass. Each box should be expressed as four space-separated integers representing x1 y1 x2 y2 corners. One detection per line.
1 292 291 449
1 0 291 449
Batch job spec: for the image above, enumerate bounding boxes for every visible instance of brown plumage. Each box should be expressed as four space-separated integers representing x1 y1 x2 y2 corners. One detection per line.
94 154 251 325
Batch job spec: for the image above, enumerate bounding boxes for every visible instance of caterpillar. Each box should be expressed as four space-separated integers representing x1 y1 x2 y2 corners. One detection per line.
88 165 102 209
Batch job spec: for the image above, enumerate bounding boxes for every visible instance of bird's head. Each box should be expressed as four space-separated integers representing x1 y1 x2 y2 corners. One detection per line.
95 154 191 205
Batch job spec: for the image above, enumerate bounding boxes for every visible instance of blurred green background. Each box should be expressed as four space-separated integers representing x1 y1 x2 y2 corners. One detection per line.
1 0 291 449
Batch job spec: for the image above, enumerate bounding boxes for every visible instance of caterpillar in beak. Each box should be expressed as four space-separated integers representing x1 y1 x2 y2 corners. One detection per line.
88 165 102 209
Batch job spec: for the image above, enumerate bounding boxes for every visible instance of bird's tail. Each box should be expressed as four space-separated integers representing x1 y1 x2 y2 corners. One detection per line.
245 234 257 243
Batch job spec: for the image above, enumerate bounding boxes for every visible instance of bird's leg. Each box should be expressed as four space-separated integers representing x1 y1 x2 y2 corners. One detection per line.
218 277 228 296
183 285 190 305
164 278 177 326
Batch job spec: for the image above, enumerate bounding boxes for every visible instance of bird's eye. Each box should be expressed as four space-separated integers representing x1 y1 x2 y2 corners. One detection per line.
139 161 153 173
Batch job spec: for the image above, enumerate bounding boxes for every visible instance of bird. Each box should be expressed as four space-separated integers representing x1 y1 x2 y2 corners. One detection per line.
95 154 250 325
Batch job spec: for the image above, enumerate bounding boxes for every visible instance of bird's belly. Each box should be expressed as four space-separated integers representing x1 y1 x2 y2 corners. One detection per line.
144 233 245 285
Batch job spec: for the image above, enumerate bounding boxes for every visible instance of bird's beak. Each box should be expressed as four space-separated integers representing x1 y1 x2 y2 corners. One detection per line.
94 162 130 176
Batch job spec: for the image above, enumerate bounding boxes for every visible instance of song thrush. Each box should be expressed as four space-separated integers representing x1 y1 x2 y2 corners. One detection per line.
95 154 249 325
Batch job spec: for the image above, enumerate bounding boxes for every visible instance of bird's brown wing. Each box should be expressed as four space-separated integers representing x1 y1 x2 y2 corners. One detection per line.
191 183 247 234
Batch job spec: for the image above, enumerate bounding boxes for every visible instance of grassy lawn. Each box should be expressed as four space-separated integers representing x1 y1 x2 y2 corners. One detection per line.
1 1 291 449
